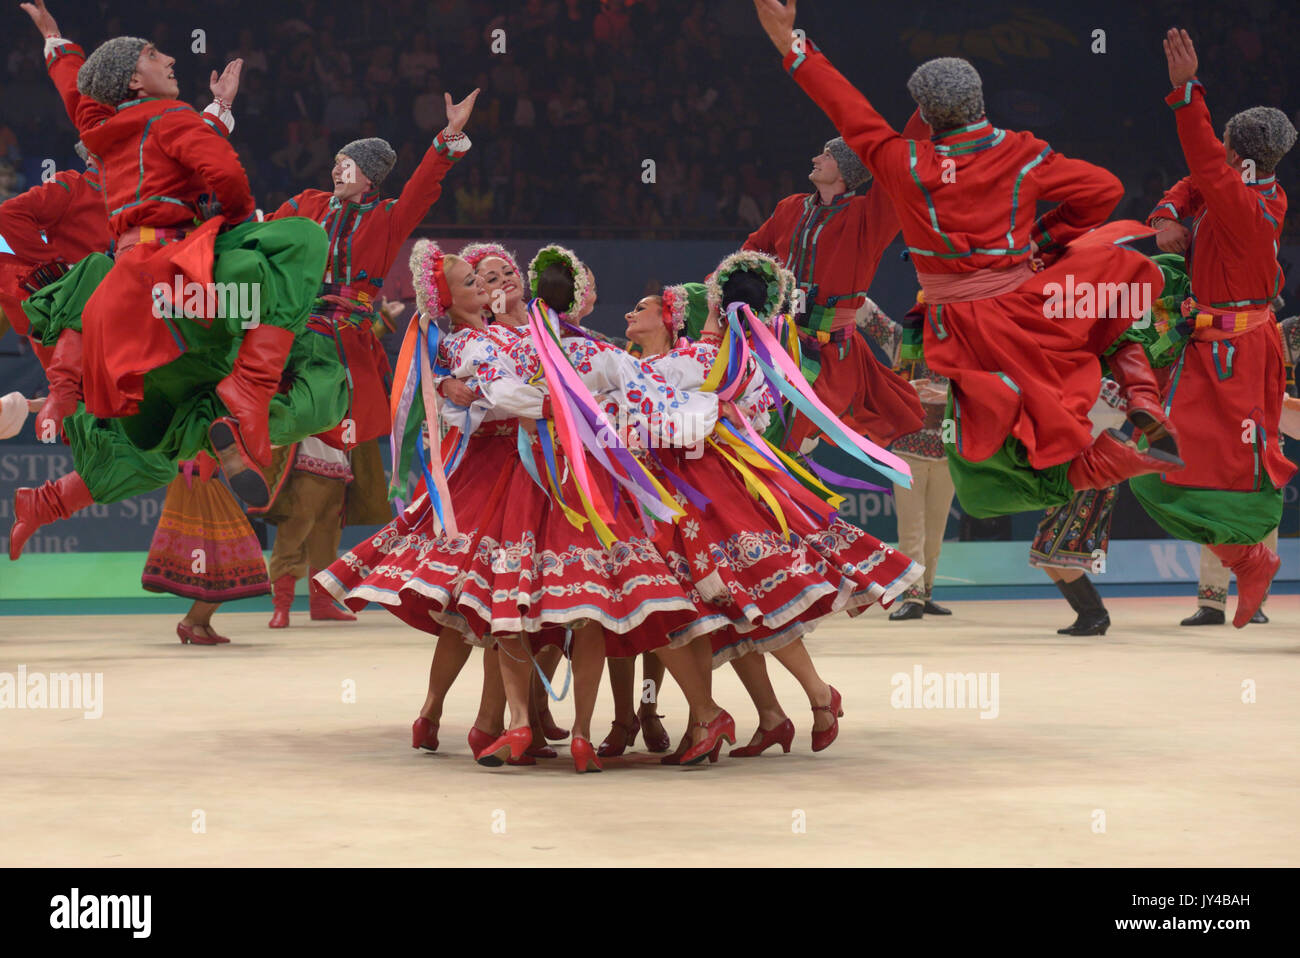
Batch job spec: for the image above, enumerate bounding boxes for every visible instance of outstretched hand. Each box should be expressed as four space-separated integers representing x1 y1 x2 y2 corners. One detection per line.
1164 28 1198 88
20 0 60 37
210 59 244 104
752 0 797 56
445 88 481 134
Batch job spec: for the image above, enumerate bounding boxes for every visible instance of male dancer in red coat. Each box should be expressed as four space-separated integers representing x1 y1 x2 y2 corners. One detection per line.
750 0 1178 520
259 90 478 627
744 127 926 452
9 1 333 558
1131 29 1296 627
0 142 111 413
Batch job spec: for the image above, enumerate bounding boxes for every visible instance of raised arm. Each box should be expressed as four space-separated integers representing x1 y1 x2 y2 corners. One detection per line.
782 43 914 193
23 2 110 132
384 89 479 244
754 2 912 193
1162 29 1262 244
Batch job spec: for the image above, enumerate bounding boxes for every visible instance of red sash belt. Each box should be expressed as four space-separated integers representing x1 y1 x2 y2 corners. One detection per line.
917 260 1035 304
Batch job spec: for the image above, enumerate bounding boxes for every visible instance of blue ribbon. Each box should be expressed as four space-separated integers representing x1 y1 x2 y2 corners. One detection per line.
730 308 912 489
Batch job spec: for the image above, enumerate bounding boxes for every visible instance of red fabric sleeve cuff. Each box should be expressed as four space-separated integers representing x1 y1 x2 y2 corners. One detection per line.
1165 80 1204 110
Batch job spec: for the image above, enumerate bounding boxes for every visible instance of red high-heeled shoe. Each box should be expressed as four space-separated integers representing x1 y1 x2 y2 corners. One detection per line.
571 736 603 773
811 686 843 753
411 717 439 751
475 726 532 767
469 726 535 763
539 710 569 742
177 622 223 646
202 625 232 644
467 726 496 756
639 710 671 752
730 718 795 757
681 709 735 766
525 728 557 759
596 716 640 757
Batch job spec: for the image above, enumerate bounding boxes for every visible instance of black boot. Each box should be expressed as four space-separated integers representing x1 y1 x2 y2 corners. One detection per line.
1054 575 1110 636
1180 606 1225 626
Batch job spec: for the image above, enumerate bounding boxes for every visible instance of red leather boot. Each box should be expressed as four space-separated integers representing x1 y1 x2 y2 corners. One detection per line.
310 573 356 621
209 324 296 509
9 472 94 560
1067 429 1184 491
268 574 295 628
1207 543 1281 629
1106 342 1180 458
34 329 83 442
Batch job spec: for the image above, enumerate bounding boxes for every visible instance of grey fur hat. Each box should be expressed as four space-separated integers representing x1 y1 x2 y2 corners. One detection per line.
1223 107 1297 174
906 57 985 132
76 36 149 106
824 137 870 191
338 137 397 188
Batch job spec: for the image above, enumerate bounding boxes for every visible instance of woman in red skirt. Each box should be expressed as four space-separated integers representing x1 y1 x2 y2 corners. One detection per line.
141 451 270 645
319 243 732 772
601 251 922 761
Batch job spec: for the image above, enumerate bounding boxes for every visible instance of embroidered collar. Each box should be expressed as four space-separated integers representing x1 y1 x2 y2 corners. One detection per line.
811 185 861 208
116 97 162 111
1248 174 1278 197
327 189 381 213
932 118 993 143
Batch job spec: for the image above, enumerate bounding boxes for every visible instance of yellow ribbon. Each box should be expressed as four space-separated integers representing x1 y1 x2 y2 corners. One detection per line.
706 436 791 540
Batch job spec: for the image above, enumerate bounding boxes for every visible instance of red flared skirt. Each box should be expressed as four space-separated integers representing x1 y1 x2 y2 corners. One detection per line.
924 242 1162 469
316 423 701 656
642 445 922 666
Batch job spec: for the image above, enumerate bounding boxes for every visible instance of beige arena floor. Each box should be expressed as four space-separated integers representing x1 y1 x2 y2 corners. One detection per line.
1 595 1297 867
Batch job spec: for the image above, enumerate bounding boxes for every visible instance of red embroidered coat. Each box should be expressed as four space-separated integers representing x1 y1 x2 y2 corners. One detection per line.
1144 81 1293 492
0 168 111 364
267 131 466 447
46 40 250 417
783 40 1160 469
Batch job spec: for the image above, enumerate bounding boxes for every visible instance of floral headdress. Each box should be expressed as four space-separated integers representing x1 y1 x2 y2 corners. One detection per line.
706 250 792 324
662 282 710 340
460 241 522 280
528 244 592 322
409 238 451 319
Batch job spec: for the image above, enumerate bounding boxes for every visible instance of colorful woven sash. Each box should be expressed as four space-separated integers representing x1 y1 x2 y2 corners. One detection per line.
1182 299 1274 340
115 225 191 255
314 282 375 325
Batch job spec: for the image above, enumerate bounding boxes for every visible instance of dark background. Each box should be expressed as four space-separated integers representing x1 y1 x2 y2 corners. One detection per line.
2 0 1297 242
